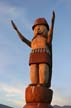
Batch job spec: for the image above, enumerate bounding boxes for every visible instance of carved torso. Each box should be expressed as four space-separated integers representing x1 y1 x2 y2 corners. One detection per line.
31 35 47 49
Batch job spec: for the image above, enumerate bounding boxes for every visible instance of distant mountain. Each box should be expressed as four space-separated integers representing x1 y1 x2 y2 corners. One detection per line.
0 104 71 108
54 105 71 108
0 104 13 108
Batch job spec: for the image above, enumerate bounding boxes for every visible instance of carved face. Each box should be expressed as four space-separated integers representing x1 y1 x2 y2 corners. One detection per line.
33 25 48 37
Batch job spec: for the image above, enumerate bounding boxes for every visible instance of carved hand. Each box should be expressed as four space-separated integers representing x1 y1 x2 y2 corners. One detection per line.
47 11 55 44
11 20 18 31
52 11 55 24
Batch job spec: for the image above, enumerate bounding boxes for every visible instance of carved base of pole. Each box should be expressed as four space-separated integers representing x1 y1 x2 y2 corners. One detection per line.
25 85 53 103
24 103 53 108
23 85 53 108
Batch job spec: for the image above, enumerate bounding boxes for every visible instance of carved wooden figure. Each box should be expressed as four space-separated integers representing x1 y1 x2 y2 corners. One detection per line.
11 11 55 87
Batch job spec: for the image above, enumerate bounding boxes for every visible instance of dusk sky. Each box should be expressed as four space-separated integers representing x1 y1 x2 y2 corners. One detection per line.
0 0 71 108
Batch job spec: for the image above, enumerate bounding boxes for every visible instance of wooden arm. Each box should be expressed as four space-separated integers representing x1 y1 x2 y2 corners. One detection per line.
11 20 31 47
47 11 55 45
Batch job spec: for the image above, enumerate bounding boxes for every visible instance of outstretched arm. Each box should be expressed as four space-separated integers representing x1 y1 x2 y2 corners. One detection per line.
11 20 31 47
47 11 55 45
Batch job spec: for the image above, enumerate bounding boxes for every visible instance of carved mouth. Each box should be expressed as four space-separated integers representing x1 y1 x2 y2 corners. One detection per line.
37 31 43 35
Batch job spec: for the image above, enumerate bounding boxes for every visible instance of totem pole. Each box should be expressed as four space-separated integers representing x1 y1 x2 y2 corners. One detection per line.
11 11 55 108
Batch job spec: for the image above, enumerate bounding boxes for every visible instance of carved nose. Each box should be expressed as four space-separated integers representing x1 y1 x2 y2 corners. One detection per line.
38 27 40 31
38 27 40 30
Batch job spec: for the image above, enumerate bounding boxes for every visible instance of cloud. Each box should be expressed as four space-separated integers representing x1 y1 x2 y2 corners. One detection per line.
0 0 32 36
52 88 71 106
0 2 23 21
0 82 26 108
6 99 25 108
0 0 31 29
10 99 24 107
0 83 23 96
4 86 22 94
